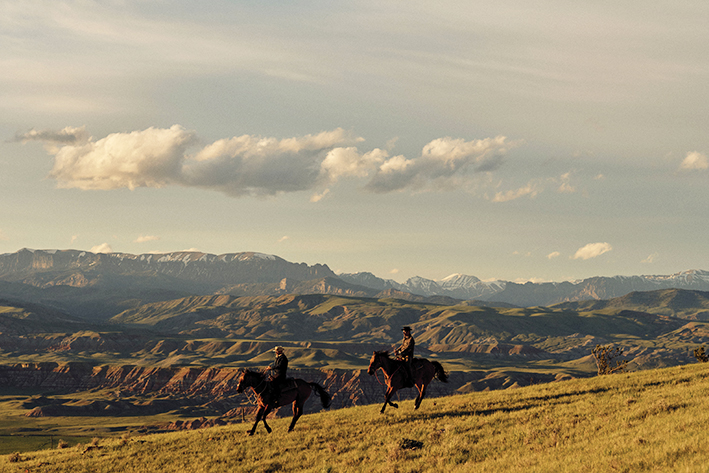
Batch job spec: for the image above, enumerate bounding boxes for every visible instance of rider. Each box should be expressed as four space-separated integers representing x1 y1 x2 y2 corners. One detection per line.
395 326 415 387
267 346 288 405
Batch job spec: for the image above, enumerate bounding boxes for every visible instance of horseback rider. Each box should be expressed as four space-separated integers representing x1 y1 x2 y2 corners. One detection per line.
395 326 415 387
266 346 288 405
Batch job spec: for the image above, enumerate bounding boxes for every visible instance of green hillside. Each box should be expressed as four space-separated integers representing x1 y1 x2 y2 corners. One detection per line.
4 362 709 472
5 291 708 377
101 292 705 373
554 288 709 320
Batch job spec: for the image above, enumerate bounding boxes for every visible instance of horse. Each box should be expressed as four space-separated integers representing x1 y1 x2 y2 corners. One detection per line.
236 369 331 436
367 350 448 414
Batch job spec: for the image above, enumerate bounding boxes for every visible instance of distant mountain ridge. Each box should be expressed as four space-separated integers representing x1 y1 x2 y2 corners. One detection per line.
0 248 335 291
339 268 709 306
2 248 709 308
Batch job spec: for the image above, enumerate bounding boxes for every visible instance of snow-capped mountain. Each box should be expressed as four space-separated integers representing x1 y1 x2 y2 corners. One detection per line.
2 249 709 308
337 272 507 301
0 248 335 291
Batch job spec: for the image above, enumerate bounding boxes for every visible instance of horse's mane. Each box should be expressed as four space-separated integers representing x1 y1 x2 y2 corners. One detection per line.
375 350 391 357
241 369 265 378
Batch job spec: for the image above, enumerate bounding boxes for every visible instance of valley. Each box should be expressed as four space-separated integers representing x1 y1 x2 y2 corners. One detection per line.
2 248 709 455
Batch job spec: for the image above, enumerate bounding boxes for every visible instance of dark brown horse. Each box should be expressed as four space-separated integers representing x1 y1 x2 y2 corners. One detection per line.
236 369 331 435
367 350 448 413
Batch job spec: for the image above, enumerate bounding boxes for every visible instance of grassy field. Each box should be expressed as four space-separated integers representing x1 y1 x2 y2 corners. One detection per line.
3 361 709 472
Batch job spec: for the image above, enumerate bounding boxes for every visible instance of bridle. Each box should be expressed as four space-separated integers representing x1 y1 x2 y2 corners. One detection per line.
371 353 402 386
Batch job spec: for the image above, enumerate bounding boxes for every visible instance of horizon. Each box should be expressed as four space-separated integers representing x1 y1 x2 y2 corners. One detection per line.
3 246 706 286
2 2 708 284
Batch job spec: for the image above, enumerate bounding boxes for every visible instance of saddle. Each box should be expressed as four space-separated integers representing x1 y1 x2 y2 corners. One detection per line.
395 357 420 388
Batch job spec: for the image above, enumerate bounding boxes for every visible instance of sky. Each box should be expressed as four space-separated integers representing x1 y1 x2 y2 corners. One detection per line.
1 1 708 284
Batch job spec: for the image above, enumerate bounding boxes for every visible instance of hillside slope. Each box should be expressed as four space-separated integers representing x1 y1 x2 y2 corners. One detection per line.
5 362 709 472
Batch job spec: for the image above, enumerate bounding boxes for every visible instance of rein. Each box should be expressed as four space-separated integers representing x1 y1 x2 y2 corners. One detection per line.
372 355 403 386
241 372 269 403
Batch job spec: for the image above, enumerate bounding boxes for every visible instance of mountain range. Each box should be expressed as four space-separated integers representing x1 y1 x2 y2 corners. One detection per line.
2 248 709 314
4 247 709 421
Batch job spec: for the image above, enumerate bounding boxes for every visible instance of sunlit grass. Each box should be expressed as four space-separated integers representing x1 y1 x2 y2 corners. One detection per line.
4 362 709 472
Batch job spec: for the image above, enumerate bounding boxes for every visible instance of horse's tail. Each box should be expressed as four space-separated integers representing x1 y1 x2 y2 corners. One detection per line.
431 361 449 383
309 382 332 409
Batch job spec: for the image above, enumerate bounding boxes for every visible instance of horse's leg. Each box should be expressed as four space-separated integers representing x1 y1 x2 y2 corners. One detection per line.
261 404 273 434
288 401 302 432
248 405 266 436
381 386 399 413
288 386 309 432
414 382 427 409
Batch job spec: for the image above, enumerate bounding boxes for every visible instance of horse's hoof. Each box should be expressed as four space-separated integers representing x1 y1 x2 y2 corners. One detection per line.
392 403 399 409
247 431 254 436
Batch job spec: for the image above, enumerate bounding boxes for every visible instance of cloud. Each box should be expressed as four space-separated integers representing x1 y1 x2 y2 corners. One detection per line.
0 228 8 241
90 243 113 253
547 251 561 259
366 136 515 193
134 235 160 243
679 151 708 171
11 126 89 145
490 181 542 202
641 252 659 263
49 125 196 190
572 242 612 260
320 147 387 181
36 125 516 198
557 172 575 193
277 236 290 243
182 128 363 196
310 189 330 202
389 268 400 274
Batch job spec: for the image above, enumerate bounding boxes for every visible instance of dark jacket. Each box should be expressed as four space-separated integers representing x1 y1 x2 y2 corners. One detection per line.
398 335 415 361
270 353 288 384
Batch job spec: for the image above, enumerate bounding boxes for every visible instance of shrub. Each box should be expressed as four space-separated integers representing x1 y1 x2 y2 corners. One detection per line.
592 344 628 375
694 346 708 363
57 439 69 449
8 452 21 463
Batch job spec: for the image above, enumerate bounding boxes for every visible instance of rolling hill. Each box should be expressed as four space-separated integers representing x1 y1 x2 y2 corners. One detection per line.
4 362 709 472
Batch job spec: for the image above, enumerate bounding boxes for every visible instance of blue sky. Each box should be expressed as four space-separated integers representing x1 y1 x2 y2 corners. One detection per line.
1 1 708 283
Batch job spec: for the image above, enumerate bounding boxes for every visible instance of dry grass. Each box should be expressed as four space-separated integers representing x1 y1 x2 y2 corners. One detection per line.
3 362 709 472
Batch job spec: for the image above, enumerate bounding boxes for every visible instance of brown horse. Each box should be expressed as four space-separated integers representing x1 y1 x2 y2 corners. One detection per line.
236 369 331 435
367 350 448 413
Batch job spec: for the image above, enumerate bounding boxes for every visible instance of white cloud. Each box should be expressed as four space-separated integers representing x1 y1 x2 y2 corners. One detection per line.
679 151 708 171
134 235 160 243
278 236 290 243
0 229 8 241
641 252 659 263
49 125 195 190
37 126 518 198
366 136 515 193
389 268 400 274
512 250 532 257
572 242 612 260
12 126 89 145
490 181 542 203
183 128 362 196
547 251 561 259
557 172 575 193
310 189 330 202
320 147 387 182
90 243 113 253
